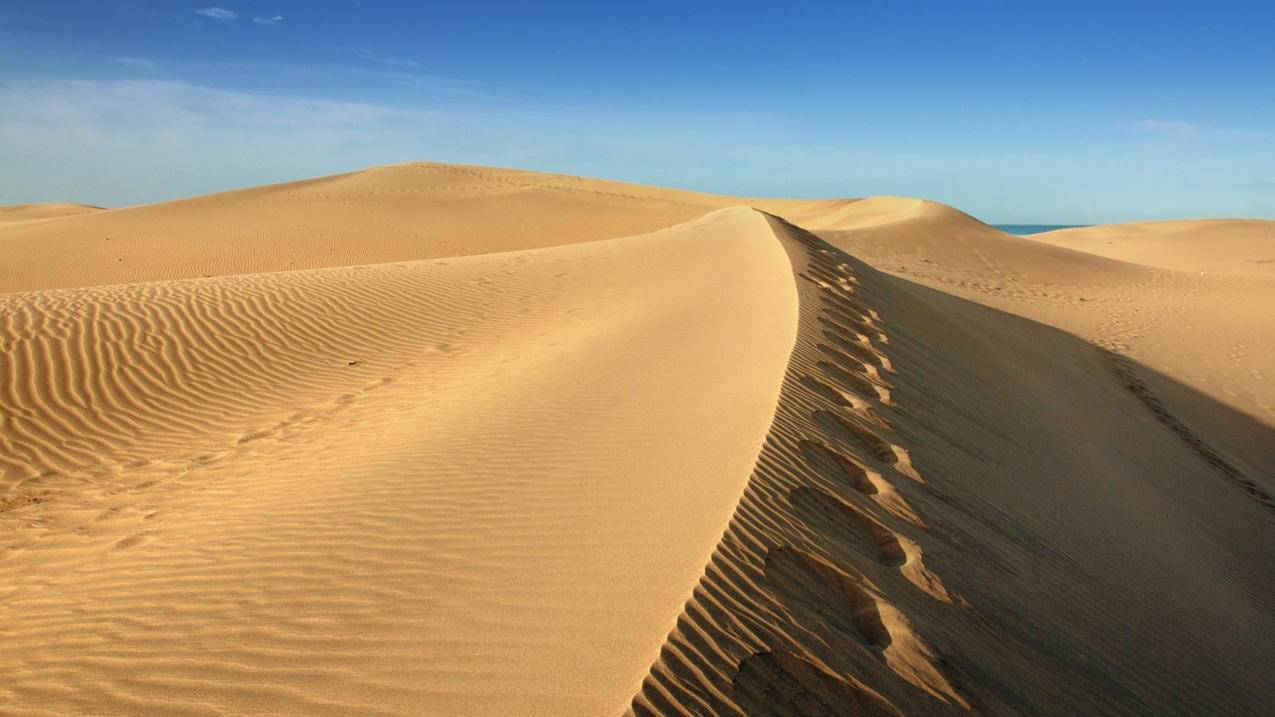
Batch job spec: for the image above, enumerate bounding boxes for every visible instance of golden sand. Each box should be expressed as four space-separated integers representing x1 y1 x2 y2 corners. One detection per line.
2 164 1272 715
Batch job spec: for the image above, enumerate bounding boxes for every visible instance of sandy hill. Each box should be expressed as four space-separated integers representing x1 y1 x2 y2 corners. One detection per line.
0 162 856 294
1035 218 1275 277
1 164 1272 716
817 199 1275 484
0 202 103 226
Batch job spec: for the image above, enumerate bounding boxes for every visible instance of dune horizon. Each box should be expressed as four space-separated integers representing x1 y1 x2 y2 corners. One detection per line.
12 163 1269 230
1 162 1272 715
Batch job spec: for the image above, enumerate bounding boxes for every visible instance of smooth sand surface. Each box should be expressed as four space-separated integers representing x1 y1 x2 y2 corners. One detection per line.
0 203 104 226
2 164 1273 715
0 162 854 295
1036 218 1275 277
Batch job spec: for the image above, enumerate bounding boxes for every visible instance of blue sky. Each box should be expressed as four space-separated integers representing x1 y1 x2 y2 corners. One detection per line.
2 1 1273 222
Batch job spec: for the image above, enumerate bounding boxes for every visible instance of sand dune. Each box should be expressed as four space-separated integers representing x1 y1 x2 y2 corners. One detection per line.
1036 218 1275 276
0 162 854 295
1 207 798 715
818 202 1275 484
0 164 718 293
0 203 103 226
2 163 1273 715
634 217 1275 715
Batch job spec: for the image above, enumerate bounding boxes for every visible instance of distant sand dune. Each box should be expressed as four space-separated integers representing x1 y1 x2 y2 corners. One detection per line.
0 164 707 293
818 199 1275 489
1035 219 1275 277
0 203 103 226
0 162 856 295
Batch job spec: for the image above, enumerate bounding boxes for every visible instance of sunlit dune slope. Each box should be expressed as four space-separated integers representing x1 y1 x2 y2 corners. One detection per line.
814 197 1148 287
0 162 858 295
1034 218 1275 277
0 208 797 715
0 163 719 293
0 203 104 226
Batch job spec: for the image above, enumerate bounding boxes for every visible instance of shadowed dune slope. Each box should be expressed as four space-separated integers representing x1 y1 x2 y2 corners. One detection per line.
0 208 797 715
815 199 1275 491
814 197 1151 288
631 218 1275 716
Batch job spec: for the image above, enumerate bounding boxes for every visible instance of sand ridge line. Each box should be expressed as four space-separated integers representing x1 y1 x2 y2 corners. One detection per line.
630 214 972 716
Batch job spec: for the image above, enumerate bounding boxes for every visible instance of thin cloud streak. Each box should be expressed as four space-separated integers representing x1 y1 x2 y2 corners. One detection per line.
194 7 238 21
1138 119 1199 134
115 57 158 71
356 49 420 68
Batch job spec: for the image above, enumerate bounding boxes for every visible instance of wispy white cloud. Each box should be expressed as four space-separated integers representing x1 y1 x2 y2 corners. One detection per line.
356 49 420 68
2 74 1273 222
0 77 498 206
0 76 774 208
114 57 158 71
1138 119 1199 135
194 7 238 21
253 15 284 25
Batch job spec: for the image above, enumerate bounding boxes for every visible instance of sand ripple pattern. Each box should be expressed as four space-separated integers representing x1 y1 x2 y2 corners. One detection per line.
0 208 798 716
1 265 467 491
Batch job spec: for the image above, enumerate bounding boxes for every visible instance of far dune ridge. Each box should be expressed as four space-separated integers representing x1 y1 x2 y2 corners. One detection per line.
1 163 1273 716
0 202 103 226
0 162 859 295
1034 218 1275 276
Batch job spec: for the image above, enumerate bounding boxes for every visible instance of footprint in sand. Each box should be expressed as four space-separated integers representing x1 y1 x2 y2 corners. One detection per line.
813 410 906 467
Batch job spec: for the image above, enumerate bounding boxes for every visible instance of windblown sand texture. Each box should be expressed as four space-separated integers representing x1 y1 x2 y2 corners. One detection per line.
2 163 1272 715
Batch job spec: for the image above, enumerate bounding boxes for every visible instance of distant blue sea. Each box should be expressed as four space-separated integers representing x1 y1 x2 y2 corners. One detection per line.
994 224 1088 235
